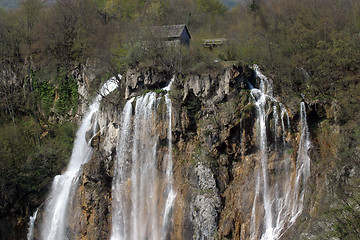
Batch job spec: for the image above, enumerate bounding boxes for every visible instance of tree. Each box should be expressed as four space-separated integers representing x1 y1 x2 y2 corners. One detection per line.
0 10 22 65
32 0 104 72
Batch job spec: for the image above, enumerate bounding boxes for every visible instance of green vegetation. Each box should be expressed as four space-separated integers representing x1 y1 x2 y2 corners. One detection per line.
325 124 360 238
0 118 75 211
0 0 360 237
32 76 56 114
3 0 356 100
31 71 79 116
55 72 79 115
1 0 357 79
232 0 360 110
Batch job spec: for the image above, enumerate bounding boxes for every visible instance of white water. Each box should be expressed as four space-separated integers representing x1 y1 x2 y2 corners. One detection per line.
39 77 119 240
250 65 311 240
290 102 311 222
111 98 135 240
162 79 176 238
27 209 38 240
111 77 175 240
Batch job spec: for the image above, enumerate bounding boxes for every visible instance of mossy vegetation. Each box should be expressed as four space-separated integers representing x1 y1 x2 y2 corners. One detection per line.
55 72 79 115
32 76 56 114
31 70 79 117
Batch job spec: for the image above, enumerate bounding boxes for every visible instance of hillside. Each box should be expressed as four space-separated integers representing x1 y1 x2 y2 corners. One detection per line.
0 0 359 239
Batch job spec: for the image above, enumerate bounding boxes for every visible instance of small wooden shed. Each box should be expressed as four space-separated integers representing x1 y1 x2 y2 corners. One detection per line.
151 24 191 46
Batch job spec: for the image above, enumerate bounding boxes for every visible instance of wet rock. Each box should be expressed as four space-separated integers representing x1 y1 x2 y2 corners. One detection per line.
67 153 112 240
90 131 100 149
190 163 221 240
72 61 97 120
29 64 333 240
124 67 172 98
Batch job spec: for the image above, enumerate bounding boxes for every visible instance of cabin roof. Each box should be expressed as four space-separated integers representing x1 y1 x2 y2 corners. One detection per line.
151 24 191 39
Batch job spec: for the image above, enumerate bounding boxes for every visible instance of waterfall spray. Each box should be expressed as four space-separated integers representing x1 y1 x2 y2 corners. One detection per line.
27 209 38 240
111 77 175 240
39 76 119 240
249 65 311 240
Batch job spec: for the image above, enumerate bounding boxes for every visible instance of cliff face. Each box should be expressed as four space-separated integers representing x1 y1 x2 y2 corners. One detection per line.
22 64 356 239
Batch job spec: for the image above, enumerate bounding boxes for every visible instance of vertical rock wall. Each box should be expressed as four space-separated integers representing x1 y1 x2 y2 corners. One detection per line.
31 65 338 240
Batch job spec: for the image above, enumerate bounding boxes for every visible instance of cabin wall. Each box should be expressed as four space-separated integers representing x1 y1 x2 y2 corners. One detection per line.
180 29 190 46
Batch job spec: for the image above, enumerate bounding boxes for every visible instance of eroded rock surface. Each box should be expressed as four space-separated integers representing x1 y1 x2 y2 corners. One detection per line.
28 64 345 240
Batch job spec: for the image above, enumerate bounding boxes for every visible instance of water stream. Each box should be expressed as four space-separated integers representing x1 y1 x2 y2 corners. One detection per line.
38 77 119 240
27 209 38 240
250 65 311 240
111 77 175 240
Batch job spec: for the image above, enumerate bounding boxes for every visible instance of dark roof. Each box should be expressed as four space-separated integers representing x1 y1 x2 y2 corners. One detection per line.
150 24 191 39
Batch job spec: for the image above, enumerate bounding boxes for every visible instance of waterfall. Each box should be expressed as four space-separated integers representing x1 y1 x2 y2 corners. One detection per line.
111 98 135 240
39 76 119 240
27 209 38 240
290 102 311 222
250 65 311 240
111 77 175 240
162 92 176 238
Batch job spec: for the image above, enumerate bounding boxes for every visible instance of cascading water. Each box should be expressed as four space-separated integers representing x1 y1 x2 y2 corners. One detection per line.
161 91 176 238
111 77 175 240
27 209 38 240
290 102 311 222
250 65 311 240
39 76 119 240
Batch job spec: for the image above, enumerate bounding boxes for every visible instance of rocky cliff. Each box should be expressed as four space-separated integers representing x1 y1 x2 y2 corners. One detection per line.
4 63 356 240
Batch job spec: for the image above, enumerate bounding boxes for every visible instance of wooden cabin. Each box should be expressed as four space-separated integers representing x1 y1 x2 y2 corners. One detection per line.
151 24 191 46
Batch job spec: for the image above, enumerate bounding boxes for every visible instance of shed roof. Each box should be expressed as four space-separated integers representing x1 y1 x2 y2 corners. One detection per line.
151 24 191 39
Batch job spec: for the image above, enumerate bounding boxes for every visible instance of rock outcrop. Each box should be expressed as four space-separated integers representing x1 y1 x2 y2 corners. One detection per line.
26 64 350 240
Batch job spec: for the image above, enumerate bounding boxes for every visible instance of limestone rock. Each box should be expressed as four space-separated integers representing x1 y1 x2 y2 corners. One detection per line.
67 153 112 240
27 64 335 240
124 67 172 98
190 162 221 240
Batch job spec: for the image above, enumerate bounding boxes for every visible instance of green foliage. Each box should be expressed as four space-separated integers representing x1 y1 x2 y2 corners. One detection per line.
0 123 32 168
31 70 78 116
43 122 76 165
228 0 360 109
55 72 79 115
178 43 220 75
0 115 75 226
196 0 226 16
0 119 75 194
95 0 148 20
321 178 360 239
32 74 55 114
111 45 129 72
